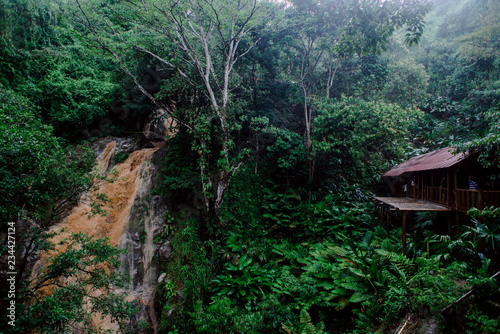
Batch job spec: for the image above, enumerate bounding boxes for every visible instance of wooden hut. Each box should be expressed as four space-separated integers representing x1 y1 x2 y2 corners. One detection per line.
375 147 500 255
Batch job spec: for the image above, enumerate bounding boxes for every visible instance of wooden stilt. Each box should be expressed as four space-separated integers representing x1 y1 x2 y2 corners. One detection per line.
386 208 391 238
454 168 458 203
379 204 384 227
454 168 459 238
447 211 451 235
420 173 424 199
447 171 450 206
402 211 407 256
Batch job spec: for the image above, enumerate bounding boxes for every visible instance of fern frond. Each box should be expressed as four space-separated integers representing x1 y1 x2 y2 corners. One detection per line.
349 291 371 303
340 280 365 292
282 309 326 334
335 297 350 311
281 325 294 334
376 249 415 282
299 308 312 324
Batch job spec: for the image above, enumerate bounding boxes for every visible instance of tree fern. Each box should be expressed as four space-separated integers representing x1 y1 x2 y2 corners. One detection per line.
375 249 415 284
282 309 325 334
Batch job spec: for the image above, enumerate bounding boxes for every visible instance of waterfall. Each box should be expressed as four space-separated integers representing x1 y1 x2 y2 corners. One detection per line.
44 138 168 333
60 141 161 246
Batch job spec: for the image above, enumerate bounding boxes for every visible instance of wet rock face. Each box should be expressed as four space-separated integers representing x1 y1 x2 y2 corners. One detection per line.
76 108 176 332
143 109 177 142
75 137 171 333
37 138 168 333
158 241 172 260
117 145 169 334
92 136 138 155
126 194 169 288
91 136 150 172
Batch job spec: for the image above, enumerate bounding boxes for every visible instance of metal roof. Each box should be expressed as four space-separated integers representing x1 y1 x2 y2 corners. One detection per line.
383 147 470 177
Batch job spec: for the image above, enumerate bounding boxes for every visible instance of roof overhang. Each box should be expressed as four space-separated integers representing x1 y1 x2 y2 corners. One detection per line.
383 147 471 178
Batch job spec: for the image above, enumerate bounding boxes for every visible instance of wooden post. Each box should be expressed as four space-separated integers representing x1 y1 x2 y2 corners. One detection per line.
454 168 459 237
402 211 407 256
447 170 450 206
478 190 483 210
379 204 384 227
431 173 435 202
421 174 424 199
416 174 419 198
418 174 421 199
454 168 458 208
386 208 391 239
462 190 466 210
447 211 451 235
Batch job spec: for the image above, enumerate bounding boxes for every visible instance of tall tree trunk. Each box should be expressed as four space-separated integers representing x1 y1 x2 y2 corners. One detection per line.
326 58 341 99
77 0 262 226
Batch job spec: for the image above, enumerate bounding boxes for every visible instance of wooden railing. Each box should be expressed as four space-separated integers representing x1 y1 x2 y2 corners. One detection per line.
408 184 416 198
408 184 430 200
423 186 449 206
456 190 500 212
484 190 500 208
411 187 500 212
455 189 482 212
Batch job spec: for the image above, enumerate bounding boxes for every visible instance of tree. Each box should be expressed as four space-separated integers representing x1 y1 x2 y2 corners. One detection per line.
9 233 135 333
74 0 280 229
378 37 430 107
455 0 500 58
0 89 131 331
284 0 431 182
0 0 120 141
312 96 423 186
0 88 102 286
284 0 346 181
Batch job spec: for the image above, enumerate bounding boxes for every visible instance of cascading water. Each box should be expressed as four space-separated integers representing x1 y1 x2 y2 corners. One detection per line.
59 141 161 247
43 137 169 333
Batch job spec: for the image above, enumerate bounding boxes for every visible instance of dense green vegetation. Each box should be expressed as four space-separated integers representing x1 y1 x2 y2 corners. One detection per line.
1 0 500 332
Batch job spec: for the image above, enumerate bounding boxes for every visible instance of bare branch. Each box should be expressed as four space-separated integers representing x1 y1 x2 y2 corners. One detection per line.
74 0 193 132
